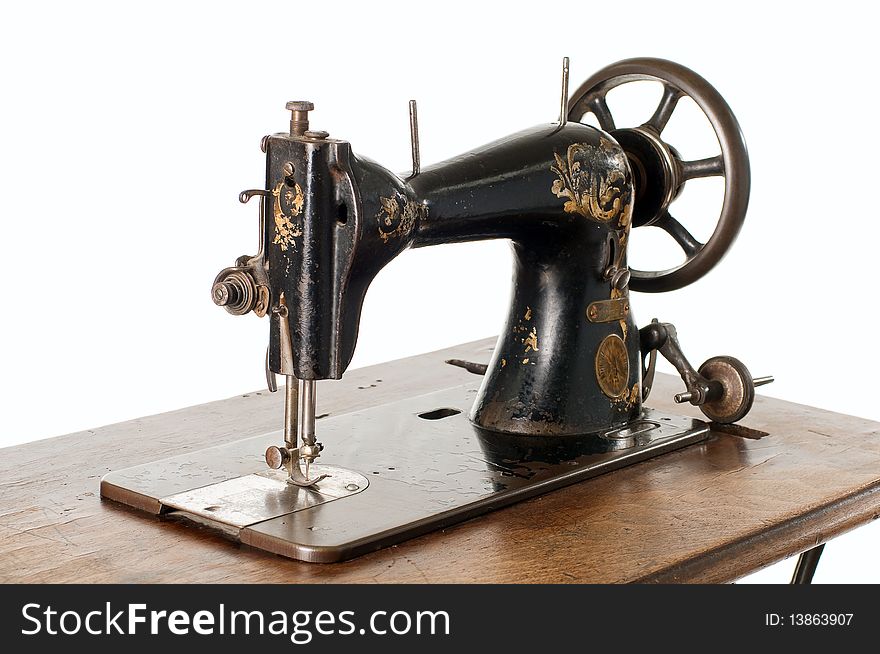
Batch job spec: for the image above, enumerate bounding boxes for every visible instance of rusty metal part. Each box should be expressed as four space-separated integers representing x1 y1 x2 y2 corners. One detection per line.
273 303 295 376
639 321 761 424
265 445 290 469
587 297 630 323
710 422 769 440
609 266 631 290
568 58 750 292
642 346 658 401
697 356 755 424
595 334 629 398
211 269 258 315
211 188 272 317
408 100 420 176
286 100 313 137
445 359 489 375
640 321 712 405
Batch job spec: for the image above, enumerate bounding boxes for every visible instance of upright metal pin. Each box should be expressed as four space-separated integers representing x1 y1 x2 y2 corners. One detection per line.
408 99 420 177
558 56 570 126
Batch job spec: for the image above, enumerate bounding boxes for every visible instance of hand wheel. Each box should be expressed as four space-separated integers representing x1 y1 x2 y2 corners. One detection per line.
568 58 750 292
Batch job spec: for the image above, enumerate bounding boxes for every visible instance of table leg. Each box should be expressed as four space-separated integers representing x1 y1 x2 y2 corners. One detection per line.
790 544 825 584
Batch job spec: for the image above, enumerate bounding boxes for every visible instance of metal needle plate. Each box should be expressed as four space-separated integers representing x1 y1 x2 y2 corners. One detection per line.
161 467 368 529
102 380 709 563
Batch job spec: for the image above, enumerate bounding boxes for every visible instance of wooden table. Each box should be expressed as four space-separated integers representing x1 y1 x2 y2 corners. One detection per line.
1 338 878 583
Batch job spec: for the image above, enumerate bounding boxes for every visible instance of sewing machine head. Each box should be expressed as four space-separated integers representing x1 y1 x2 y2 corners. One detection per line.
211 57 769 487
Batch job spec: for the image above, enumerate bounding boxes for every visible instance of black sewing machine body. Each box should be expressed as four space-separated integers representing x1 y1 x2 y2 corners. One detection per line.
101 58 770 562
267 122 641 437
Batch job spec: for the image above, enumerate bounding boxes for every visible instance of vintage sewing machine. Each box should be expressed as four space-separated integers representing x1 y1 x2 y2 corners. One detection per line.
102 58 772 562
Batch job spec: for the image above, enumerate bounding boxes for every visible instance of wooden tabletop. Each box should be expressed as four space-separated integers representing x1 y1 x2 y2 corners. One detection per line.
1 338 878 583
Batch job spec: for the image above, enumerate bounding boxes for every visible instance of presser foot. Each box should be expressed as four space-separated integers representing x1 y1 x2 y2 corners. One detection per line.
288 458 330 488
101 380 711 563
265 445 329 487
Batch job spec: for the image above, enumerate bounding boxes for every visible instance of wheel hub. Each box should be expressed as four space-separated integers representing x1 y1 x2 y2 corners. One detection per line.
611 126 680 227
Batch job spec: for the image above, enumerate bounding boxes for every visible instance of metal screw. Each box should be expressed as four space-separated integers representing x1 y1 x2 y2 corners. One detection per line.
282 161 295 177
345 483 360 492
260 135 270 153
286 100 314 112
212 282 233 306
265 445 290 470
286 100 314 137
303 130 329 140
612 268 631 290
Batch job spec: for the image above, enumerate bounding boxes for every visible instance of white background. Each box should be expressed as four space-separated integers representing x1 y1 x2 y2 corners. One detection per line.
1 1 877 582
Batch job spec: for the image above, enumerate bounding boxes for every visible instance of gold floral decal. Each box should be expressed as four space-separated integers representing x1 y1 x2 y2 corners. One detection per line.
376 195 425 243
272 181 304 252
615 383 640 411
551 137 632 224
511 306 538 366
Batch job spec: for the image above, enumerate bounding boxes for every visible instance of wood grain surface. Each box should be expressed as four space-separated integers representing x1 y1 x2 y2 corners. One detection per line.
1 338 878 583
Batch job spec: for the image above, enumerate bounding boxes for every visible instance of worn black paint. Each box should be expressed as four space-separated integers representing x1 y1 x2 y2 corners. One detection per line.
264 122 641 437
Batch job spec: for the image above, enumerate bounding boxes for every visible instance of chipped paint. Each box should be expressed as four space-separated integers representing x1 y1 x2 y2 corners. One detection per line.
272 181 303 252
614 382 641 411
523 327 539 353
550 137 632 223
376 195 425 242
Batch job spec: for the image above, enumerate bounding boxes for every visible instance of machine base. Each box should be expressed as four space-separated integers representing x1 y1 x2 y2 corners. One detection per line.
101 381 709 563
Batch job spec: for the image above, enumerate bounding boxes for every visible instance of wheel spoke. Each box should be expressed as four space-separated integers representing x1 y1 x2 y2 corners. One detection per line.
589 96 616 131
681 155 724 180
645 84 683 133
656 212 703 258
